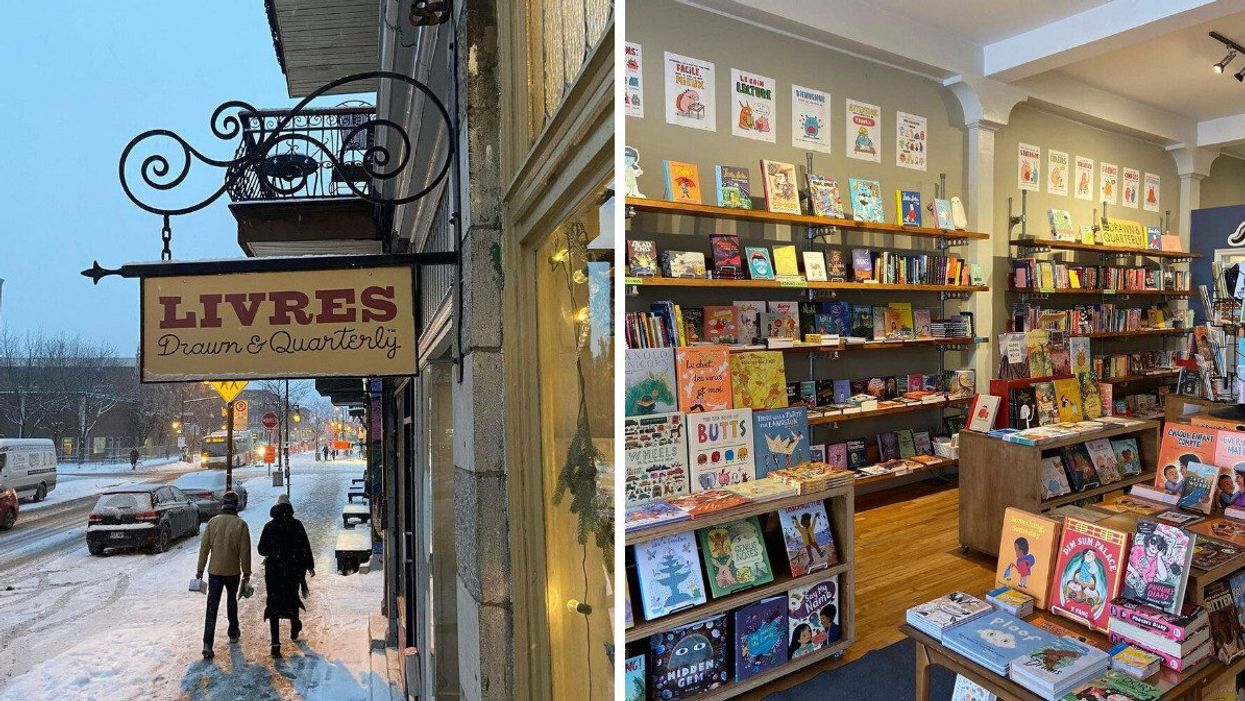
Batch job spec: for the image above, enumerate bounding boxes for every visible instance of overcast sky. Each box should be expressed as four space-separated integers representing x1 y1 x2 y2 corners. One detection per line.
0 2 310 353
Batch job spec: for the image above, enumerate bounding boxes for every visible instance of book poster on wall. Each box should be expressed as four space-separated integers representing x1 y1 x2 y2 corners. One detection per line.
624 42 644 118
1143 172 1161 212
731 69 776 143
1099 162 1119 205
845 99 881 163
1047 149 1068 196
664 52 716 131
1017 143 1040 191
1074 156 1094 201
895 111 927 171
1121 167 1140 209
791 85 831 154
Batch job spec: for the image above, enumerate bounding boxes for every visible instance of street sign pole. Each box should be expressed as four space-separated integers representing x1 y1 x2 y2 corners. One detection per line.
284 380 291 499
225 401 235 492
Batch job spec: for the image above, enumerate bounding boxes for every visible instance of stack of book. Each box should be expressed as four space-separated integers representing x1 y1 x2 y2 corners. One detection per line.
904 592 992 641
1007 637 1110 700
1107 642 1161 680
929 314 974 338
942 611 1058 675
767 462 854 494
721 477 798 502
986 586 1033 617
1107 598 1211 671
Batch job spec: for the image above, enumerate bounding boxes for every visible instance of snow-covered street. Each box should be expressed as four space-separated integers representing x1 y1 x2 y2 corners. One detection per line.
0 454 393 701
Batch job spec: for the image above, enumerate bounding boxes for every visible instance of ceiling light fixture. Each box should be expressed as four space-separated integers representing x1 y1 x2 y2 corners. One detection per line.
1210 31 1245 79
1236 65 1245 82
1215 49 1237 73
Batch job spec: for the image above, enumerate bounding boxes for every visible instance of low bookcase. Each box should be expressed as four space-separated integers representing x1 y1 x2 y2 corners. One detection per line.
957 419 1161 557
625 485 856 700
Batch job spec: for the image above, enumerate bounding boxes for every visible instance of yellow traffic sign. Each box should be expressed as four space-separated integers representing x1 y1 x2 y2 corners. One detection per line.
209 381 249 404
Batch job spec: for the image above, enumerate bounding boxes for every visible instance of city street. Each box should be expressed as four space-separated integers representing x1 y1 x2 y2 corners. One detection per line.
0 455 389 701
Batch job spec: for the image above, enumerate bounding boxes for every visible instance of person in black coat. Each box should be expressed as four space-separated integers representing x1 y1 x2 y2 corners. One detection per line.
257 495 314 657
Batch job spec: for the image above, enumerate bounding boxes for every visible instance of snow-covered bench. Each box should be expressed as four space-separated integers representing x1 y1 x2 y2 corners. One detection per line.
335 527 372 575
342 502 371 528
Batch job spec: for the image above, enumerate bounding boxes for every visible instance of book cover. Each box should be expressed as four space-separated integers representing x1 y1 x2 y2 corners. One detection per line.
826 442 847 468
703 305 740 344
907 592 993 637
788 577 842 658
1060 444 1101 492
625 501 691 531
1026 329 1054 377
1033 382 1060 425
664 251 707 278
899 190 922 226
967 394 1002 432
649 614 730 697
851 249 873 282
1095 495 1166 516
744 247 775 280
1068 671 1162 701
709 234 743 278
1156 423 1218 496
1193 537 1244 570
778 499 837 576
772 245 800 278
1214 429 1245 472
897 429 917 459
1111 438 1143 477
846 439 868 468
687 408 756 491
635 532 708 619
1048 209 1075 240
933 198 955 229
732 595 788 681
808 443 825 463
1049 331 1071 376
1039 456 1073 499
913 309 932 338
1085 438 1122 483
624 412 690 505
997 507 1062 609
625 347 677 417
1204 580 1245 664
825 301 851 336
1010 637 1111 694
682 307 704 343
624 655 645 701
848 178 884 222
1010 386 1039 429
951 675 996 701
1068 336 1092 377
850 304 874 337
1050 518 1129 632
1178 462 1219 515
801 251 828 282
627 239 658 277
807 174 844 218
666 490 751 518
760 159 801 214
730 351 787 410
697 516 774 598
1053 378 1085 422
760 312 798 340
877 431 901 461
664 160 702 204
913 431 933 456
674 345 733 413
1078 374 1103 420
941 611 1059 673
1121 519 1194 615
715 165 753 209
888 302 915 337
1146 226 1162 251
734 300 764 345
722 479 798 502
826 249 848 281
752 407 811 476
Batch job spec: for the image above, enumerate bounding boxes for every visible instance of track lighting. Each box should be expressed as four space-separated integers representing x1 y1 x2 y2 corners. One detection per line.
1215 49 1237 73
1235 65 1245 82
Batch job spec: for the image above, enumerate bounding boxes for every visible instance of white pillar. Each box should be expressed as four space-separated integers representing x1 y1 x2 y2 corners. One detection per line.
964 120 1004 391
1167 146 1217 247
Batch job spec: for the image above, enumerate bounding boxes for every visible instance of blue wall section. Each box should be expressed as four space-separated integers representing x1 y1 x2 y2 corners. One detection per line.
1190 204 1245 322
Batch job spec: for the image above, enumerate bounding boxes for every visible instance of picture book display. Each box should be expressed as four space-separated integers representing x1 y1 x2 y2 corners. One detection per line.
760 159 801 214
996 508 1061 609
624 412 690 505
807 174 844 218
687 408 756 491
624 655 645 701
1121 519 1193 615
1039 455 1072 500
697 516 774 598
752 407 811 476
729 351 787 410
1050 517 1128 632
1178 462 1218 515
703 305 740 343
625 347 677 416
628 239 658 277
778 499 837 576
847 178 884 223
663 160 702 204
648 614 730 698
1111 438 1143 477
714 165 752 209
634 532 708 619
788 577 842 659
745 247 775 280
772 245 800 279
674 345 732 413
732 595 788 682
941 611 1059 675
1155 423 1218 496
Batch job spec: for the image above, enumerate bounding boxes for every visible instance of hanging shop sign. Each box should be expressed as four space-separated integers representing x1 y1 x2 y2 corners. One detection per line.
141 265 416 382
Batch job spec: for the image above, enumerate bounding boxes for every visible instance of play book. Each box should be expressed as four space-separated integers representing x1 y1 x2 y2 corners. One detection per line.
760 159 801 214
634 532 707 619
933 198 955 229
897 190 922 226
1040 456 1073 500
1048 209 1075 240
807 174 844 218
1060 444 1101 492
648 614 730 697
1204 580 1245 664
625 347 677 417
997 508 1062 609
715 165 753 209
625 501 691 531
686 409 756 492
673 346 732 415
778 500 837 576
801 251 828 282
1111 438 1143 477
697 516 774 597
624 412 690 505
703 305 740 344
732 595 788 681
1121 519 1194 615
1053 378 1085 422
905 592 993 640
788 577 842 658
848 178 884 222
624 655 645 701
663 160 702 204
753 407 811 476
1155 423 1218 496
627 239 658 277
1051 517 1129 632
967 394 1002 432
729 351 786 411
772 245 800 279
744 247 775 280
1178 462 1219 515
942 611 1058 674
1085 438 1122 483
665 490 750 518
709 234 743 279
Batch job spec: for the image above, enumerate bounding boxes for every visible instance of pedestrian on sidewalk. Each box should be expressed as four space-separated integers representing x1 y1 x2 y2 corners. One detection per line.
257 493 314 658
196 491 252 660
321 445 328 461
129 448 139 471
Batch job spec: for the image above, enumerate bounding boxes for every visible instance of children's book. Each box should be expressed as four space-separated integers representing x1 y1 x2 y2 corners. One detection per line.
625 501 691 531
1008 637 1111 697
826 442 848 468
941 611 1059 674
896 429 917 459
913 309 932 338
625 347 677 417
687 408 756 492
846 439 868 469
1095 494 1166 516
624 655 645 701
649 614 730 697
674 345 732 413
1178 462 1220 515
734 300 764 345
1050 517 1129 632
997 508 1062 609
1033 382 1060 426
1204 580 1245 664
772 245 800 279
1121 518 1194 615
874 431 898 461
732 595 788 681
826 249 848 282
752 407 811 476
933 198 955 229
848 178 884 222
760 159 801 214
967 394 1001 432
801 251 828 282
682 307 704 343
1193 537 1245 570
663 251 707 278
1085 437 1122 483
634 532 708 619
715 165 753 209
906 592 993 640
825 301 851 336
1214 429 1245 472
787 577 842 659
808 443 825 463
1048 331 1071 376
729 351 787 411
627 239 658 277
1009 386 1039 429
1048 209 1075 240
851 249 873 282
1111 438 1143 477
663 160 702 204
897 190 922 226
624 412 690 505
1060 443 1101 492
850 304 873 337
914 431 933 456
1026 329 1053 377
1053 378 1085 422
703 305 740 344
806 174 844 218
697 516 774 598
722 479 798 503
709 234 743 279
664 490 751 519
951 675 996 701
744 247 775 280
777 500 837 576
1155 423 1218 496
1068 336 1092 377
1039 455 1073 500
761 312 798 340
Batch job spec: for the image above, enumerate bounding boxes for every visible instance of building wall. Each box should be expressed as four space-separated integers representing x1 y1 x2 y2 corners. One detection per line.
1201 154 1245 210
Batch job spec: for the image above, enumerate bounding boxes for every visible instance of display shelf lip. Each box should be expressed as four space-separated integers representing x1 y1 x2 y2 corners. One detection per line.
1007 286 1193 297
988 374 1075 390
1098 370 1180 384
1040 470 1159 510
808 396 974 426
626 197 990 240
1009 238 1201 260
1084 329 1190 339
628 276 989 292
624 562 851 644
963 419 1160 456
624 484 854 546
723 337 986 354
686 637 855 701
853 458 958 487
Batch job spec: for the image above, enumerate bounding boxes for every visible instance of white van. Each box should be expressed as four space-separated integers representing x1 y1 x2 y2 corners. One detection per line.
0 439 58 501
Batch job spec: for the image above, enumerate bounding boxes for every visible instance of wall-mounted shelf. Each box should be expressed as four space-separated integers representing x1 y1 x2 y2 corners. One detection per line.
808 396 974 426
1007 287 1193 298
1082 329 1188 340
1010 238 1199 261
630 277 988 293
1098 370 1180 385
724 338 983 354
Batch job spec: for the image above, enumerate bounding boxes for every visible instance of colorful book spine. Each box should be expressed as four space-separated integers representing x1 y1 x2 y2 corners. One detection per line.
1108 599 1203 642
1106 632 1211 672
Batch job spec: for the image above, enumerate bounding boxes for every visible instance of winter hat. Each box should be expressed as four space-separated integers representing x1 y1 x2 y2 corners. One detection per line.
221 491 240 512
276 494 290 506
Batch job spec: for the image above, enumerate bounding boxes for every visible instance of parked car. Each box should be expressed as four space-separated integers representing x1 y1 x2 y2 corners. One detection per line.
86 484 200 555
0 485 17 531
173 471 248 517
0 438 57 502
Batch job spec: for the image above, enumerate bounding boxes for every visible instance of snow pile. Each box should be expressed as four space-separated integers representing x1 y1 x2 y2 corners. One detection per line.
58 456 187 476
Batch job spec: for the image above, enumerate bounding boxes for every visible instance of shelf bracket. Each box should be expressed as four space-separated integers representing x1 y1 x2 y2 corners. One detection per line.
807 225 839 241
625 204 636 221
1007 191 1027 238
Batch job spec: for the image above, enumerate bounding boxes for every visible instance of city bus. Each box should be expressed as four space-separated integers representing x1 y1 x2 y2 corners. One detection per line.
200 430 255 469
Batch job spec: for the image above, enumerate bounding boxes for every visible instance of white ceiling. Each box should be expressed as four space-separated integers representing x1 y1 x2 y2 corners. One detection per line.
863 0 1112 45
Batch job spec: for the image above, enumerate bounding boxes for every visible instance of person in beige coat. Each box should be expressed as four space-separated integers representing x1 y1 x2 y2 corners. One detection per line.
196 491 252 660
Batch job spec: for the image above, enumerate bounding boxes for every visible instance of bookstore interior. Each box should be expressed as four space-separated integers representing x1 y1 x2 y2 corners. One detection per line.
622 2 1245 700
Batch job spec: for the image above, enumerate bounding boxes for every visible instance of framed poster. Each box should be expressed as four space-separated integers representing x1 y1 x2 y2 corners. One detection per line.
1099 162 1119 205
1121 167 1140 209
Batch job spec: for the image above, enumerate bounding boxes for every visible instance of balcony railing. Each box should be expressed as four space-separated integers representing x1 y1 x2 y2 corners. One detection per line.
226 105 376 202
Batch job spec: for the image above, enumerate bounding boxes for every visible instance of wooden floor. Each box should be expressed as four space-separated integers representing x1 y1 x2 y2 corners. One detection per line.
738 479 997 700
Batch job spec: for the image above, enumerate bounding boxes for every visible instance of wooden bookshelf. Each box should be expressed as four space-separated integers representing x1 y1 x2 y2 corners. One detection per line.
625 484 853 546
629 276 989 293
730 337 982 354
854 458 958 487
1098 370 1180 384
1007 286 1193 297
807 396 973 426
1083 328 1188 340
627 197 990 241
1040 470 1158 509
1010 238 1200 260
693 638 852 701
